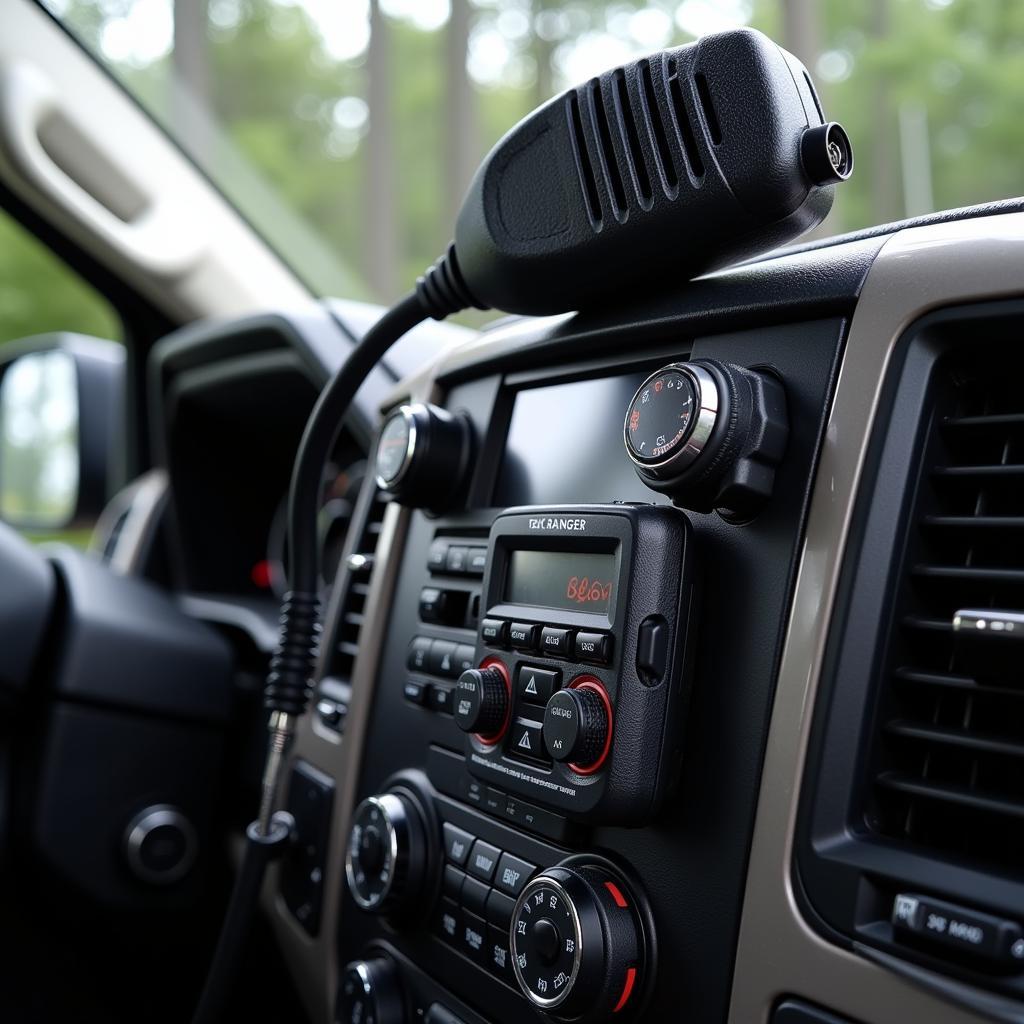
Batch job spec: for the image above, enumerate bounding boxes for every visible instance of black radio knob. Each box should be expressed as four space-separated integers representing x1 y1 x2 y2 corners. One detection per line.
337 957 405 1024
453 661 511 743
542 679 611 773
510 863 647 1021
374 402 473 512
345 791 426 915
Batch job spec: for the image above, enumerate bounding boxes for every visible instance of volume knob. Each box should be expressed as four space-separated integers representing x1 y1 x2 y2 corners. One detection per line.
453 661 511 743
542 679 611 773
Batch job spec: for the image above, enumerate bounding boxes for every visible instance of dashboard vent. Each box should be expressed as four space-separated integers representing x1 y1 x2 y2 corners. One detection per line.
333 487 389 683
867 347 1024 874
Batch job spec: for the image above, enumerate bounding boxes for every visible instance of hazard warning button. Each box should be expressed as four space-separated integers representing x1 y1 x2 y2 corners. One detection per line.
507 716 548 765
515 665 560 706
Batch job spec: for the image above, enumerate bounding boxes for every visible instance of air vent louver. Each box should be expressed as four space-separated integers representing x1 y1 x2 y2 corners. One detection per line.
867 349 1024 873
332 487 389 683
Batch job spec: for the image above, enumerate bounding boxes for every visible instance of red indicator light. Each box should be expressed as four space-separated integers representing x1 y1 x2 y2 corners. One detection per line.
654 379 663 393
613 967 637 1013
629 409 640 432
604 880 629 908
251 559 273 589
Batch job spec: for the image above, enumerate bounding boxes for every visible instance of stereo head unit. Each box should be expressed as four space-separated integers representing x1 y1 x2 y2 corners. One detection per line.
452 504 696 826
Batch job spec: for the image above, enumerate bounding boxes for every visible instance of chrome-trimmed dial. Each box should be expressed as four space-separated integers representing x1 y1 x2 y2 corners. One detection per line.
374 405 417 490
337 957 406 1024
345 792 425 913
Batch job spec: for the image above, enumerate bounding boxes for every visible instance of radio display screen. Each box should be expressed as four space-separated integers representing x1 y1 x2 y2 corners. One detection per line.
504 550 616 615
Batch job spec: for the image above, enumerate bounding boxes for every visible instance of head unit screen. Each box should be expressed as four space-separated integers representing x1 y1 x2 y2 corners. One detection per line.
504 549 616 614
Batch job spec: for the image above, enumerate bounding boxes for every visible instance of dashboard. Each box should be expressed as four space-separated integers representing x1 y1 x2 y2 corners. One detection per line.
109 204 1024 1024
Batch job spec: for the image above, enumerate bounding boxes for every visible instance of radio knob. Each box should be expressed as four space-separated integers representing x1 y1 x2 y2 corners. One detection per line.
453 661 511 743
510 864 646 1020
345 791 427 915
337 957 406 1024
542 679 611 772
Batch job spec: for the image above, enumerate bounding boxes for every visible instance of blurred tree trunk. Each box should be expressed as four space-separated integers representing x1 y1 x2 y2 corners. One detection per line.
172 0 212 164
366 0 400 301
869 0 900 223
445 0 478 234
780 0 821 68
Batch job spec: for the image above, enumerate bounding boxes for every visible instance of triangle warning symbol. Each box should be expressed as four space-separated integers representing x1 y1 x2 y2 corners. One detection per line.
517 731 532 751
524 675 538 695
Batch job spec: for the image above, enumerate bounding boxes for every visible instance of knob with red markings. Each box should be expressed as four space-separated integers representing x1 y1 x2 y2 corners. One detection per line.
453 661 511 743
542 678 612 773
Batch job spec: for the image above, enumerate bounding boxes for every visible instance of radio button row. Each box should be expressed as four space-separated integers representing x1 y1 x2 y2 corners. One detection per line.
540 625 572 657
480 618 508 646
516 665 559 705
575 631 612 665
509 622 539 651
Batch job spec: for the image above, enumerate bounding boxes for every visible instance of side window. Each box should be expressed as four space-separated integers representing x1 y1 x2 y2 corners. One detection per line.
0 206 122 547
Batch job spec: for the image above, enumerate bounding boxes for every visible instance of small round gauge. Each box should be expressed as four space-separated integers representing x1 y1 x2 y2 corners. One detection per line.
624 368 697 464
374 406 415 489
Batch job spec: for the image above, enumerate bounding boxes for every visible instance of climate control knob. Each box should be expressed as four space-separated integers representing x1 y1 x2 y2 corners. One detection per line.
345 791 426 914
510 863 646 1021
336 957 405 1024
453 660 511 743
542 678 611 773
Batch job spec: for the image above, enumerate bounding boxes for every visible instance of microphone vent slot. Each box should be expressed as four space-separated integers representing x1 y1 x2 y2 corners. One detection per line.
588 78 628 219
612 68 653 208
638 59 678 197
666 58 705 181
694 72 722 144
567 91 602 229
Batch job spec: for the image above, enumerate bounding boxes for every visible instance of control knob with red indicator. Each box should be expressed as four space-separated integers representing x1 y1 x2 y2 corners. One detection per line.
453 661 510 742
510 860 648 1021
542 678 612 773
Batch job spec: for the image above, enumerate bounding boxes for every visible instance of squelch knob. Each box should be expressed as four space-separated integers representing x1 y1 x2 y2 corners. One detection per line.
453 664 510 742
336 957 406 1024
542 680 611 772
510 863 647 1021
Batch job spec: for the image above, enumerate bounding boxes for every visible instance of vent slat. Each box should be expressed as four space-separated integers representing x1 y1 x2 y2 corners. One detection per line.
885 720 1024 760
943 412 1024 429
933 464 1024 479
912 564 1024 585
876 773 1024 821
894 666 1024 698
923 515 1024 531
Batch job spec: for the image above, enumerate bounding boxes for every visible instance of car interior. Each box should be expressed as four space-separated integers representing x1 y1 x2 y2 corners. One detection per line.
1 3 1023 1024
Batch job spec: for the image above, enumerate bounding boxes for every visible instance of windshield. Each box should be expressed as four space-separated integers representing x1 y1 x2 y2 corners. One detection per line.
42 0 1024 305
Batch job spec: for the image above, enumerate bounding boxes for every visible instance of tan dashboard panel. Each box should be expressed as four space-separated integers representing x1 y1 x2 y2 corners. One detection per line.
729 213 1024 1023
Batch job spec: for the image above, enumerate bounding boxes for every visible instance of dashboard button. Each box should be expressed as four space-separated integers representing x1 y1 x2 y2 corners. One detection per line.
428 639 459 678
419 587 447 623
463 777 485 808
407 636 431 672
403 680 427 705
516 665 559 705
442 823 475 865
454 644 476 674
509 622 539 651
467 547 488 575
484 787 504 815
432 897 460 945
636 615 668 683
540 626 572 657
467 840 501 882
458 909 487 964
443 864 466 900
486 888 517 929
575 631 612 665
427 683 453 714
892 893 1024 966
428 539 449 573
507 717 547 764
461 875 490 918
480 618 508 646
446 546 469 574
487 925 514 982
494 852 535 896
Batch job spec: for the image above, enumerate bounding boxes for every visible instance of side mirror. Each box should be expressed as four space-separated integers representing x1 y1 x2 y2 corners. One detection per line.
0 334 124 531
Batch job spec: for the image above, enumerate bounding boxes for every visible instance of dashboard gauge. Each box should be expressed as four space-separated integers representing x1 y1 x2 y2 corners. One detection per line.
374 407 415 489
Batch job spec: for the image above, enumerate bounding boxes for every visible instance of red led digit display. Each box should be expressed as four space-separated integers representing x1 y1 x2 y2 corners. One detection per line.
505 550 616 615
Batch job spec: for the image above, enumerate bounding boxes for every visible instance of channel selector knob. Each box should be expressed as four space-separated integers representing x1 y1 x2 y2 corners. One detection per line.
453 659 511 743
337 957 405 1024
345 791 427 914
510 863 647 1021
542 678 611 773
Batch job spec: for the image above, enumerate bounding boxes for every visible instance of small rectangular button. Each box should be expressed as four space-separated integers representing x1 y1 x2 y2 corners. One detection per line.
467 839 501 882
494 852 536 896
483 787 504 815
507 717 547 764
540 626 572 657
516 664 559 705
461 875 490 918
445 546 469 574
458 910 487 964
432 897 460 945
485 888 517 929
467 547 488 575
454 644 476 674
892 892 1024 965
428 639 459 678
420 587 447 623
636 616 668 682
480 618 508 646
407 636 431 672
518 801 570 842
428 539 449 573
509 622 539 651
463 777 485 808
403 680 427 705
575 631 613 665
427 683 453 715
487 924 514 982
443 864 466 900
442 823 475 865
